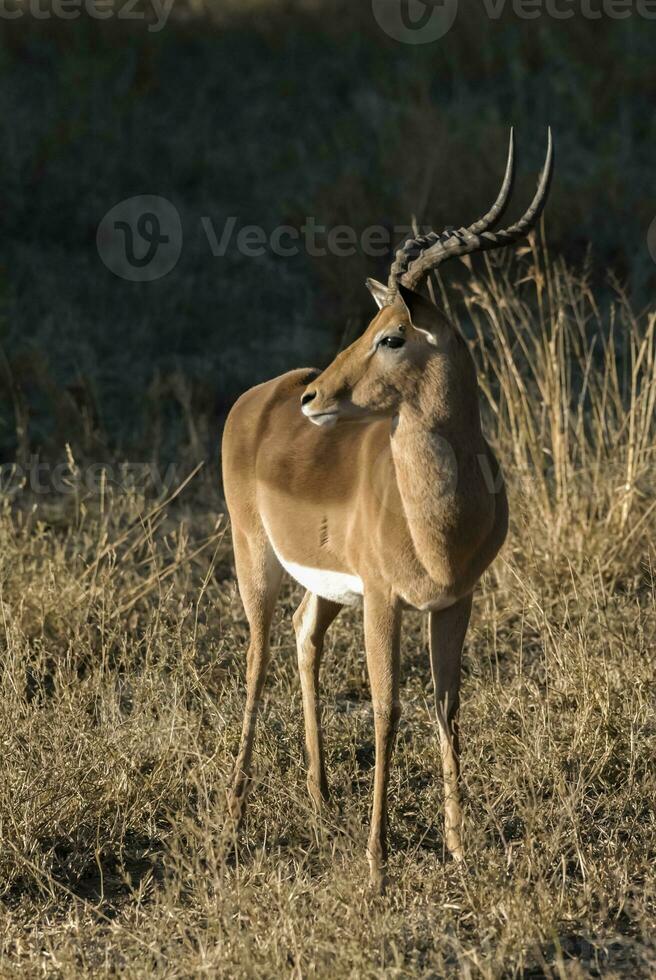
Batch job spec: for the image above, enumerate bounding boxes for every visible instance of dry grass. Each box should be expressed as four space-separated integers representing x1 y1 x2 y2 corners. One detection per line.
1 250 655 977
4 3 656 461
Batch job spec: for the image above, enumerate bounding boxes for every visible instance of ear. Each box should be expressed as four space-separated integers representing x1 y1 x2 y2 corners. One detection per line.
397 283 450 345
365 278 389 310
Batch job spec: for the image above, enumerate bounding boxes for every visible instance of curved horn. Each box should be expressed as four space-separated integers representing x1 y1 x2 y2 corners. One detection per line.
400 128 554 292
386 128 516 298
465 126 515 236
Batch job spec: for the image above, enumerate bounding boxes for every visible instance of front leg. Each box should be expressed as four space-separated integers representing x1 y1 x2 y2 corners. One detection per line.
363 590 401 893
429 593 473 861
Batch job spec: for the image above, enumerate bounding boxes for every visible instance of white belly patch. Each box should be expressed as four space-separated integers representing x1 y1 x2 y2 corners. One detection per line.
279 557 363 606
263 522 363 605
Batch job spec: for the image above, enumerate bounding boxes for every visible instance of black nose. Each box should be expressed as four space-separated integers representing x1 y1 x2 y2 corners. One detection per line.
301 390 317 407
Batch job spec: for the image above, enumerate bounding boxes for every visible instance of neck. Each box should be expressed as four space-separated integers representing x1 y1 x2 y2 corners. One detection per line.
392 351 483 449
389 367 488 587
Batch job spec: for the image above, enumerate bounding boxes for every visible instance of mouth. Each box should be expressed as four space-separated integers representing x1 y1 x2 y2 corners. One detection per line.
303 409 339 428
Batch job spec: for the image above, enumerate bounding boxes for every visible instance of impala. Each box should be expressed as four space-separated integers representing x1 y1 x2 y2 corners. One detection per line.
222 129 554 890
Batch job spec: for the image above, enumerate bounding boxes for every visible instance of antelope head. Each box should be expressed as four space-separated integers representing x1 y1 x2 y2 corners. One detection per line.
301 129 553 429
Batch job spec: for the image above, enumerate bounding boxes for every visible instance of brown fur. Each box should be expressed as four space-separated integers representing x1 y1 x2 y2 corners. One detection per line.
222 287 508 890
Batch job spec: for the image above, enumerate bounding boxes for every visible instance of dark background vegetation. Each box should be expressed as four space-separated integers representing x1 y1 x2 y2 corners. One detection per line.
2 5 656 976
0 0 654 464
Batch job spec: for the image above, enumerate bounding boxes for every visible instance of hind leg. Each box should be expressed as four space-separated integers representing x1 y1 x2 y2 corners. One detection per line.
227 526 283 826
292 592 342 809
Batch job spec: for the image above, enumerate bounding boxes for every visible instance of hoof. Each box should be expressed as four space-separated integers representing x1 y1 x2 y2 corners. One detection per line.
226 776 250 828
368 866 389 896
227 796 242 825
307 776 331 814
367 847 389 895
446 832 465 863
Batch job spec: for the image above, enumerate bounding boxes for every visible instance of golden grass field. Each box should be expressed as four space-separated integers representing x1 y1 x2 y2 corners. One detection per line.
1 249 655 977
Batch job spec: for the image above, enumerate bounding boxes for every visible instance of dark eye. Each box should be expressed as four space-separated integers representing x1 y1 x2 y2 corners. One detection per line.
379 335 405 350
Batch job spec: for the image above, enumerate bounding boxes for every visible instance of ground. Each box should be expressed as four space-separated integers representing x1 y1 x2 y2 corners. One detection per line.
1 254 655 977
